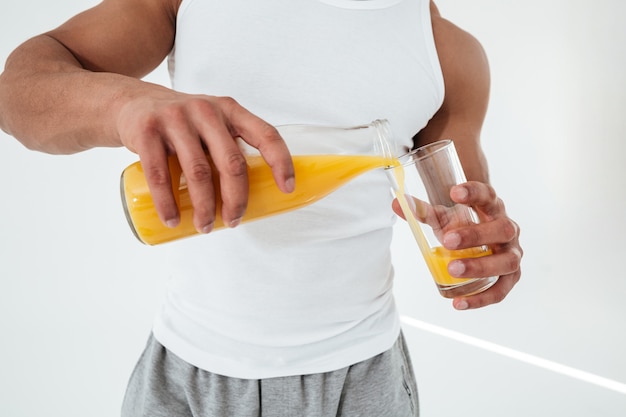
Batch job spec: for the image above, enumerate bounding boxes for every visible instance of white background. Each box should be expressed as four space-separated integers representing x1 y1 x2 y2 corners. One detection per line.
1 1 625 416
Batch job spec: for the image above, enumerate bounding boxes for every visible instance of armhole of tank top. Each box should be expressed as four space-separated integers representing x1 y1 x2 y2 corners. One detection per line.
176 0 197 21
421 0 445 107
168 0 196 89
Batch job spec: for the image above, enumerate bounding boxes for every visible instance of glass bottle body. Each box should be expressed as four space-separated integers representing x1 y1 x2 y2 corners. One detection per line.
120 120 396 245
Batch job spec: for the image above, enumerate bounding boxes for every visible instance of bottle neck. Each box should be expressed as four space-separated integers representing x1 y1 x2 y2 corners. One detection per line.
370 119 398 164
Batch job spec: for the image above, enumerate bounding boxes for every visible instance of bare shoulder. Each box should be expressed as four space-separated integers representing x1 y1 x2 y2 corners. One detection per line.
430 9 490 110
415 5 490 144
43 0 182 77
414 4 491 179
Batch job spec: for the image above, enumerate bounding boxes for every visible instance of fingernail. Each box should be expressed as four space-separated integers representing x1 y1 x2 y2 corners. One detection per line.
452 186 469 201
165 218 179 228
201 222 214 234
285 177 295 193
229 217 242 228
443 232 461 249
454 299 469 310
448 260 465 276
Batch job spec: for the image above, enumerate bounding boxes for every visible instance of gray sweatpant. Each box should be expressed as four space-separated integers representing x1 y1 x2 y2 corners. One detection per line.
121 332 419 417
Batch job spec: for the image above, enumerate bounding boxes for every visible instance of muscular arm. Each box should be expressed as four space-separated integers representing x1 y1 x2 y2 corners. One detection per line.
0 0 178 154
416 4 491 184
414 4 522 309
0 0 294 233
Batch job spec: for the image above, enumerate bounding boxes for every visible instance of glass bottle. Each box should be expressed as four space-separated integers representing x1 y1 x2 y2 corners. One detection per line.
120 119 397 245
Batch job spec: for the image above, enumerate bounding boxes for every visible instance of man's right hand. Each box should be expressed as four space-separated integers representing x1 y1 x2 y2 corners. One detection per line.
117 91 295 233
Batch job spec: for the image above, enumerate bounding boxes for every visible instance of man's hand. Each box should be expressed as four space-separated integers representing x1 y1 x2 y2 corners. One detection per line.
392 180 522 309
117 91 295 234
443 181 522 309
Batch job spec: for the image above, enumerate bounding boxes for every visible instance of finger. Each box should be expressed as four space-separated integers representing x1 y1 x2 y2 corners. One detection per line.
391 198 406 219
190 98 249 227
171 139 218 234
220 98 295 193
450 181 501 222
392 195 432 222
447 246 523 279
452 269 521 310
442 216 519 250
135 136 180 228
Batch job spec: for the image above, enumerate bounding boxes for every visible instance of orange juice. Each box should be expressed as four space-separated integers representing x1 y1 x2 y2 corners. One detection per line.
121 154 395 245
425 246 492 286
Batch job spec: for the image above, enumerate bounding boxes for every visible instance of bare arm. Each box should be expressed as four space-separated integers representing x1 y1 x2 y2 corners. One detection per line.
414 5 523 309
416 4 491 183
0 0 294 233
0 0 177 153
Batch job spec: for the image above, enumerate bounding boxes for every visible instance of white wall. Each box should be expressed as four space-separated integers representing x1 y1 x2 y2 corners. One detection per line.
1 1 625 416
394 1 626 415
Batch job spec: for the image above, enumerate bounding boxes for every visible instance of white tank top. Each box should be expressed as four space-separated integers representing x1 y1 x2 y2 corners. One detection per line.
154 0 444 379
